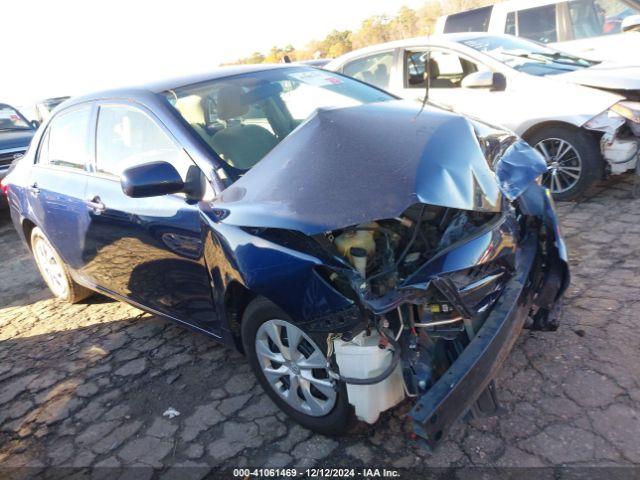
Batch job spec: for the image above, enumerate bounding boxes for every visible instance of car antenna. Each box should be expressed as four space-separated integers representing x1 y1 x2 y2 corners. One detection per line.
416 51 431 117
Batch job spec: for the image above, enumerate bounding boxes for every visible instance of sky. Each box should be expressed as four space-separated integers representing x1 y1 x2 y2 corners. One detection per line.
3 0 427 108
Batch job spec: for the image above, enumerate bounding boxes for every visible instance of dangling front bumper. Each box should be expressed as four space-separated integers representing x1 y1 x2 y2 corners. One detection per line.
409 187 569 448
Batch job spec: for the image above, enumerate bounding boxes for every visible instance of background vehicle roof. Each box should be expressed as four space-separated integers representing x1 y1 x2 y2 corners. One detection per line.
326 32 504 67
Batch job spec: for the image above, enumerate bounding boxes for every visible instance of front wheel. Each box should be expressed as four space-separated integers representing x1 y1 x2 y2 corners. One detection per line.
30 227 92 303
526 126 603 201
241 297 351 435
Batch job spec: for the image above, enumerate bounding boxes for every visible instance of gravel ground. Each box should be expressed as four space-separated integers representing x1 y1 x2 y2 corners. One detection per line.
1 177 639 477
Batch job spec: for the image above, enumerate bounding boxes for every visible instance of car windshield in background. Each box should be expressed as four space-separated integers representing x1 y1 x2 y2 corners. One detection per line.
460 35 597 76
164 67 393 173
0 106 31 131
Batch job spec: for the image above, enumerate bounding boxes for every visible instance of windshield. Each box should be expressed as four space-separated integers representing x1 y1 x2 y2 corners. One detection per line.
0 105 32 131
460 35 597 76
164 67 393 173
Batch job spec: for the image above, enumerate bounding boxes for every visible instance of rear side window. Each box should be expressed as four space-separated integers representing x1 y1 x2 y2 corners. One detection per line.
95 105 186 178
342 51 394 89
516 4 558 42
38 105 92 169
443 6 493 33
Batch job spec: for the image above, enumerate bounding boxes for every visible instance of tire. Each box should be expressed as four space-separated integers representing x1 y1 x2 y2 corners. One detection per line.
241 297 351 436
30 227 93 303
525 125 603 201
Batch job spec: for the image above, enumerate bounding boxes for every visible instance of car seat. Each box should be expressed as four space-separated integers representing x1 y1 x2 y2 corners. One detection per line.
210 85 278 170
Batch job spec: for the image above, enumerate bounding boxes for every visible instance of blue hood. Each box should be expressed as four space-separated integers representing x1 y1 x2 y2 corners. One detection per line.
212 101 546 235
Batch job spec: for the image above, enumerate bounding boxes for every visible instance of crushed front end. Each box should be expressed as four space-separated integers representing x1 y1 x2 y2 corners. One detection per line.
584 101 640 181
315 181 568 448
212 102 570 447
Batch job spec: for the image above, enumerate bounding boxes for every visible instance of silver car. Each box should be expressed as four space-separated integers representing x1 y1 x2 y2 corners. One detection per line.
327 33 640 199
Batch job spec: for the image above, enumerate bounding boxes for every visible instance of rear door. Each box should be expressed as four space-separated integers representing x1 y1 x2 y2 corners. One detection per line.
81 102 219 334
28 104 94 274
339 50 397 91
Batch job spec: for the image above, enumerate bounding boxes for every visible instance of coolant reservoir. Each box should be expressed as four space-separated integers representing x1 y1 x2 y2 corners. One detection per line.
333 331 406 424
334 228 376 263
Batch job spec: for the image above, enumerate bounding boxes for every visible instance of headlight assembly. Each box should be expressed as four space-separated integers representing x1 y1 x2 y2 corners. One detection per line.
585 101 640 133
584 107 626 132
610 101 640 124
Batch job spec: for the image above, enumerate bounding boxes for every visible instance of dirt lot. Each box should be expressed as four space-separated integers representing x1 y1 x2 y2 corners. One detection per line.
1 177 639 477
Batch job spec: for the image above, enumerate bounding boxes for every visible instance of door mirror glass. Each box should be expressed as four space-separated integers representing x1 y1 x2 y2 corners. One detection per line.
622 14 640 32
121 161 185 198
30 120 40 129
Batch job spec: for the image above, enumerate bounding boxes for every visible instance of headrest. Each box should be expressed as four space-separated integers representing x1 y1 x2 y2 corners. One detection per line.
216 83 284 121
174 95 205 125
427 59 440 78
216 85 249 121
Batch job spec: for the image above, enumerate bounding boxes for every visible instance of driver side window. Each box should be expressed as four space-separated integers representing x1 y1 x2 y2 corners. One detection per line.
95 105 191 179
407 50 488 89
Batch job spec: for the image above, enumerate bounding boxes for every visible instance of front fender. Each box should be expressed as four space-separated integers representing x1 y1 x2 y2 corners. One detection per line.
202 217 357 331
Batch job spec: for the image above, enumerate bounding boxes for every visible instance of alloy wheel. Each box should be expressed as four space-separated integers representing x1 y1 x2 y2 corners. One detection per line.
534 138 583 195
33 236 68 298
255 319 336 417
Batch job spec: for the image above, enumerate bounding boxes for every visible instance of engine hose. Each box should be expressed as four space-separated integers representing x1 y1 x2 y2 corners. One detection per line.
336 332 402 386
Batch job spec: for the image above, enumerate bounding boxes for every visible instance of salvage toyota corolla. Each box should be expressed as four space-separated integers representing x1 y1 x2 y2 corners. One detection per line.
3 65 569 447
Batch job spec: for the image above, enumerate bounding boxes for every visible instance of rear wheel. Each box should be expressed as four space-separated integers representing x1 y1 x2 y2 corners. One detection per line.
242 297 351 435
526 126 603 201
30 227 92 303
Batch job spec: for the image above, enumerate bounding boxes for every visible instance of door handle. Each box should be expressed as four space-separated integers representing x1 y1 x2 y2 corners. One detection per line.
86 196 106 213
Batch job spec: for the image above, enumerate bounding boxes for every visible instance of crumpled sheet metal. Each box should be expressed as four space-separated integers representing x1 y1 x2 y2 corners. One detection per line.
213 100 544 234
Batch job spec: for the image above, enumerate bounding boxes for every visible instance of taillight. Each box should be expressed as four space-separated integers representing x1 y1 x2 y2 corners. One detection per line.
0 177 9 196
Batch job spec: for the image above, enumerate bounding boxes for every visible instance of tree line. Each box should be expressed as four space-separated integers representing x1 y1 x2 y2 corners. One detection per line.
232 0 494 64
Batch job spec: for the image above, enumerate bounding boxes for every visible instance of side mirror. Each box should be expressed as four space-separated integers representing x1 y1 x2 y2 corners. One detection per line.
461 71 507 91
622 15 640 32
30 120 40 129
121 161 185 198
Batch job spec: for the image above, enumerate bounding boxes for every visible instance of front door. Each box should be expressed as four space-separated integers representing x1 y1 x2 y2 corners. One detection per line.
81 103 218 334
400 49 511 128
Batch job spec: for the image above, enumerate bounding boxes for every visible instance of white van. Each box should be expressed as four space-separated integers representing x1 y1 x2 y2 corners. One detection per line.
434 0 640 62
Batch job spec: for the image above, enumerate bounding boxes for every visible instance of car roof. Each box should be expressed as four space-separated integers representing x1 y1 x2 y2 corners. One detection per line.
326 32 502 66
60 63 296 108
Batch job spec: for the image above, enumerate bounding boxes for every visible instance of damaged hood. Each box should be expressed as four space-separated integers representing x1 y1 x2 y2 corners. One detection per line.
213 100 544 235
555 62 640 92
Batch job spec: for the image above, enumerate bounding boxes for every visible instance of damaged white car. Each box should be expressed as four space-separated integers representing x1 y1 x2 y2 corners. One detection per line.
327 33 640 199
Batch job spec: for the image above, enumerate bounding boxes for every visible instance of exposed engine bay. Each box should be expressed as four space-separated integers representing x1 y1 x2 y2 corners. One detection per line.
315 205 513 426
325 205 502 300
309 192 565 442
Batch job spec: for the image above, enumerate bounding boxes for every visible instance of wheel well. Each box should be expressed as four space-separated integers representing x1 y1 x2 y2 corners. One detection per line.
521 121 583 143
22 219 37 250
224 281 257 353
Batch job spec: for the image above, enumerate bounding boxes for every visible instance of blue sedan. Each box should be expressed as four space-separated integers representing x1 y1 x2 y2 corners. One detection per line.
3 64 568 446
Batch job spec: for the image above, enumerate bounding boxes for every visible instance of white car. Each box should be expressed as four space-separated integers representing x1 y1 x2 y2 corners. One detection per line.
326 33 640 199
433 0 640 63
